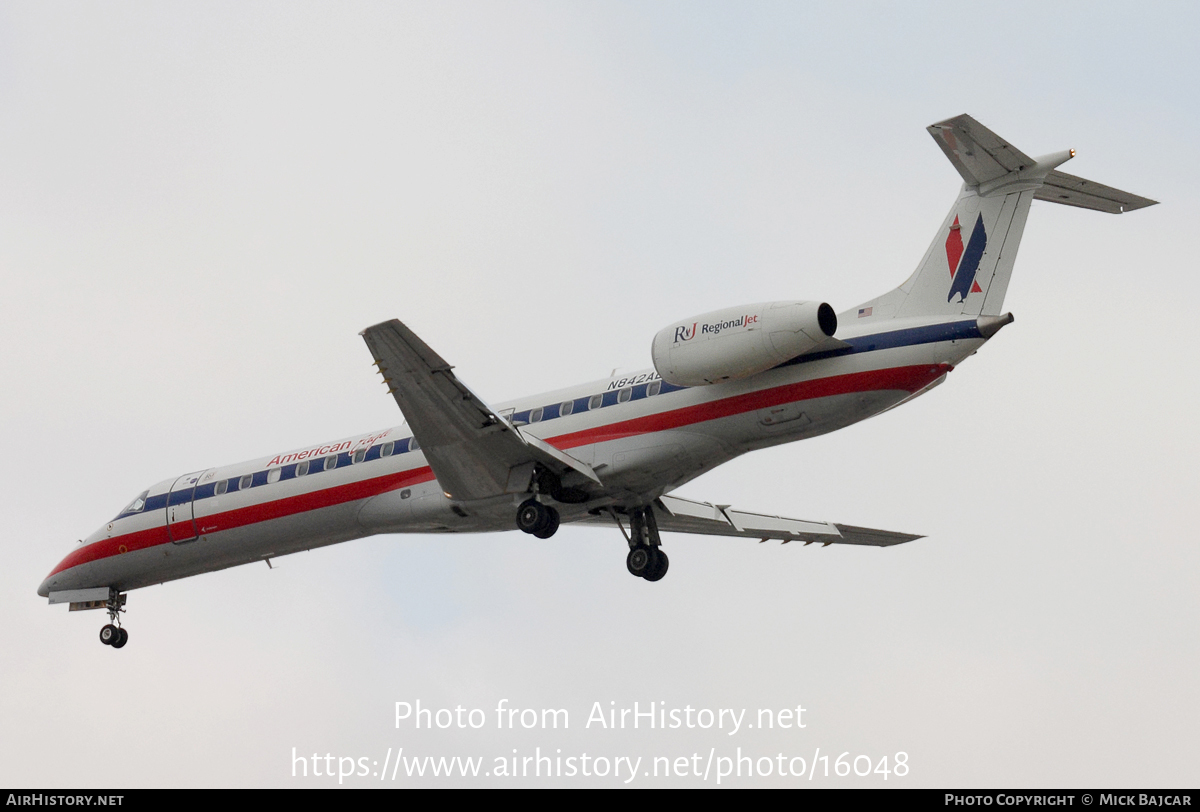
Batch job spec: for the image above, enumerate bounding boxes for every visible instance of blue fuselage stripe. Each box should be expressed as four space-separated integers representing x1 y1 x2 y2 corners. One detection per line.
779 319 984 368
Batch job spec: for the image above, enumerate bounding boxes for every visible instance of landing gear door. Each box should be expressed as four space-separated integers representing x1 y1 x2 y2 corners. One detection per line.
167 470 207 543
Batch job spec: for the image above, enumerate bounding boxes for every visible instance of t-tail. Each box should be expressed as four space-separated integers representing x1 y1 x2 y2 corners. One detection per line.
847 114 1156 324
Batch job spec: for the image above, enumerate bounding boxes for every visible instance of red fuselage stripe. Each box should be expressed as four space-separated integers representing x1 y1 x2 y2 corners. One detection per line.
551 364 940 448
48 468 438 577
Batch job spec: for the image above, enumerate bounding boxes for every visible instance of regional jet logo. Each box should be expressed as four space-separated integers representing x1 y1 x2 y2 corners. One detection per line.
945 214 987 303
674 314 758 343
673 323 698 343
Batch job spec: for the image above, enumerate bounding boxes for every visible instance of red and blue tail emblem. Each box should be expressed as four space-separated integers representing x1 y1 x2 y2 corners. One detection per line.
946 214 986 303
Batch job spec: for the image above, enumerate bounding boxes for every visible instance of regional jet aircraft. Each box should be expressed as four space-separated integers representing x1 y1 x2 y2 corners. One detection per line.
40 115 1156 648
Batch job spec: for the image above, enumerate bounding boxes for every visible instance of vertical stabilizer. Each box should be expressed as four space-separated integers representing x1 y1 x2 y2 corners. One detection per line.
844 115 1156 325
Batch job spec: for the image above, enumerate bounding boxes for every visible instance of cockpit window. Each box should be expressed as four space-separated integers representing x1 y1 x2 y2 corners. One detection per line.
122 490 149 515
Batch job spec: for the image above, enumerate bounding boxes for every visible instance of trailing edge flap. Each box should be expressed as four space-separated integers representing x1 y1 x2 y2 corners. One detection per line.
519 429 602 486
644 494 922 546
360 319 599 501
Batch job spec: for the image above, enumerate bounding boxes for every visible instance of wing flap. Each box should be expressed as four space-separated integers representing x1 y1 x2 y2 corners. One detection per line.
583 494 922 547
520 428 602 486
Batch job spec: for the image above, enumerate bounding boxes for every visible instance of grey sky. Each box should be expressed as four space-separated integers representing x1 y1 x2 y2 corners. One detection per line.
2 2 1196 787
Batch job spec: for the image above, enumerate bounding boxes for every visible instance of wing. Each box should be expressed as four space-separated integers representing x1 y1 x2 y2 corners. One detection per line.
360 319 600 501
578 494 922 547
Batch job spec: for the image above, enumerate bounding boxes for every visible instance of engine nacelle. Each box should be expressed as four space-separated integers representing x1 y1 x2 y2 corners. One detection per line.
651 301 837 387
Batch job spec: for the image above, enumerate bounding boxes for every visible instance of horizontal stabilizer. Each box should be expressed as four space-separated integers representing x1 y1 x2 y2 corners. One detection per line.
928 114 1036 186
1034 169 1158 213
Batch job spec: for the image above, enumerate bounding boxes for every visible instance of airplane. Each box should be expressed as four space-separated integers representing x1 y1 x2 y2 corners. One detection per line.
38 114 1156 648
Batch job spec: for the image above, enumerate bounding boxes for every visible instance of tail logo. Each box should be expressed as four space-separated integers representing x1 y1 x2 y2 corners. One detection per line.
945 214 986 303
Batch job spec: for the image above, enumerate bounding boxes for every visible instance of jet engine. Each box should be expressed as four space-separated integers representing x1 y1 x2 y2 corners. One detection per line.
651 301 838 387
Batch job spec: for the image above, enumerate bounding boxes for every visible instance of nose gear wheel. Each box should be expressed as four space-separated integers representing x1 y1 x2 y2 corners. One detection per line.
97 593 130 649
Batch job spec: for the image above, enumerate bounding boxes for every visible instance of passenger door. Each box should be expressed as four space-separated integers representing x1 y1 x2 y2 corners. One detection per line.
166 470 207 543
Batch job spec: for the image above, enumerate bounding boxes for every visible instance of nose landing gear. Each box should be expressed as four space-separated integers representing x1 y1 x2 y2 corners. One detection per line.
98 593 129 649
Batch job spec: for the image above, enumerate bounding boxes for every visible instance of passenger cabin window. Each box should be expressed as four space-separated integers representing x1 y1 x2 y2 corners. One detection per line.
618 387 632 403
238 474 253 491
353 448 366 464
296 460 309 477
648 380 662 397
215 480 228 496
324 455 338 471
381 441 395 457
560 400 574 416
122 491 149 514
530 407 543 423
267 468 281 484
588 394 602 411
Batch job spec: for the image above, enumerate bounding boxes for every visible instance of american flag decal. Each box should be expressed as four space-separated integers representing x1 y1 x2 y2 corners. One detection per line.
858 307 873 318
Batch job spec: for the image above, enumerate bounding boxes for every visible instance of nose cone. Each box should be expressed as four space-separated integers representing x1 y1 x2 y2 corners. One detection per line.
38 559 66 598
39 543 88 598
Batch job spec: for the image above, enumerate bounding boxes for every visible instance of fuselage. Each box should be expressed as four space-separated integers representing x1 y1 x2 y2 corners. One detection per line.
39 314 991 598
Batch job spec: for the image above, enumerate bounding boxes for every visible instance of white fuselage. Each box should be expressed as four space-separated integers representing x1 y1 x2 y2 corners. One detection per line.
39 315 987 597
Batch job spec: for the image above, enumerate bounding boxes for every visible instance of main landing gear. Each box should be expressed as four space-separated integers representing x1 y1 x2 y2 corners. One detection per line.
98 592 129 649
516 498 560 539
514 467 567 539
622 505 669 582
